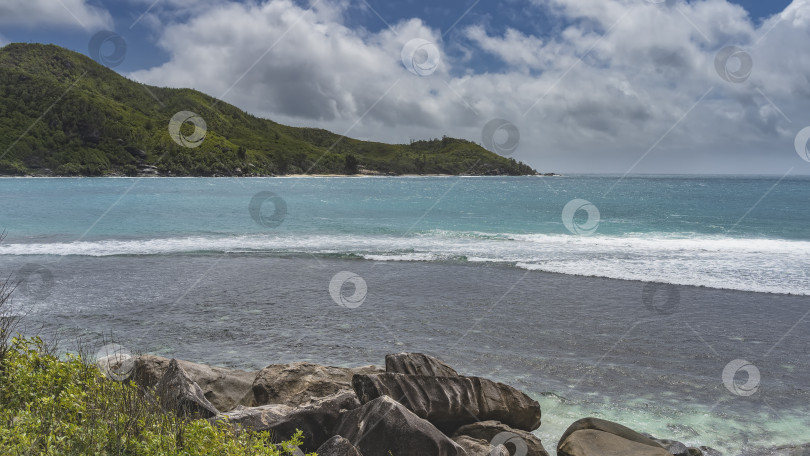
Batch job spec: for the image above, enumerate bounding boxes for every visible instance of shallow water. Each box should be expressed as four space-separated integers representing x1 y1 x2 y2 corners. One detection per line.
4 255 809 453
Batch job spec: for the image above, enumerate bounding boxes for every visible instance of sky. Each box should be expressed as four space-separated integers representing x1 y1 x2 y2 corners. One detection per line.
1 0 809 175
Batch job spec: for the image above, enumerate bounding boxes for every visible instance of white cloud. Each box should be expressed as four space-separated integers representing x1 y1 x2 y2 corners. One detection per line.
131 1 448 126
129 0 810 174
0 0 112 30
465 26 549 71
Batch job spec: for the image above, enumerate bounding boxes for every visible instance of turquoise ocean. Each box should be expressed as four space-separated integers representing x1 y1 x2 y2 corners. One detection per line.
1 175 809 453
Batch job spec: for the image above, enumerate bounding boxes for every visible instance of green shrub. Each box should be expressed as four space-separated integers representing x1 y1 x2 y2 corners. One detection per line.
0 160 28 175
0 336 313 455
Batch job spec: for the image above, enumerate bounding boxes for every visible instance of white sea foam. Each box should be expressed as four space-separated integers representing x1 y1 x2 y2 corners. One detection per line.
2 231 809 295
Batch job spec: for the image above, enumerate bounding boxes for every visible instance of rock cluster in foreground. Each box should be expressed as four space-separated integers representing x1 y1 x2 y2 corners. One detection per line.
107 352 728 455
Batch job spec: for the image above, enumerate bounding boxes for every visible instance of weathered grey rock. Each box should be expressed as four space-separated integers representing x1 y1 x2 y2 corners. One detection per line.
558 430 675 456
316 436 363 456
454 420 550 456
652 438 690 456
156 359 219 419
352 372 541 433
213 391 358 451
133 354 256 411
692 447 722 456
385 352 460 377
214 404 291 430
643 433 714 456
452 435 509 456
557 418 674 456
137 164 159 175
274 443 304 456
333 395 467 456
244 362 382 408
560 418 668 449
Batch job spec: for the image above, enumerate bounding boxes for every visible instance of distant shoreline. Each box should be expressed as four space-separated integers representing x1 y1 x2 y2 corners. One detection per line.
0 173 562 178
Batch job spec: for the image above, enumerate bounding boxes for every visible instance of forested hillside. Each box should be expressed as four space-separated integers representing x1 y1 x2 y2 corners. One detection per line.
0 43 537 177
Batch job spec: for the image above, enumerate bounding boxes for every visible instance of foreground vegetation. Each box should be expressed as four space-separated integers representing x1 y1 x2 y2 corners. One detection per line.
0 43 537 177
0 338 312 455
0 270 310 455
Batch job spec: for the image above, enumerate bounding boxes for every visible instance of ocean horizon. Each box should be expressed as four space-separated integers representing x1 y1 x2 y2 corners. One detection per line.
3 175 809 294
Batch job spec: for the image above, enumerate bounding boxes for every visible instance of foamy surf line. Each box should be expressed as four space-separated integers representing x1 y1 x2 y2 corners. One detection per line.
2 232 809 295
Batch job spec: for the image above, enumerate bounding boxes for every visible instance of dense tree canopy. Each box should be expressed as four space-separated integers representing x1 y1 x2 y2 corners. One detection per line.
0 43 537 177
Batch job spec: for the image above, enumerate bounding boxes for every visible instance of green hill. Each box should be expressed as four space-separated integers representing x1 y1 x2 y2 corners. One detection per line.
0 43 537 177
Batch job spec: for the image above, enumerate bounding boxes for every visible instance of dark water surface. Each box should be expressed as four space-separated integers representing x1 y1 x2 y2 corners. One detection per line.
5 254 808 453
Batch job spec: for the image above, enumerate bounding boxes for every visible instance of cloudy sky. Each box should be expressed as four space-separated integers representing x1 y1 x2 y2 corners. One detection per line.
1 0 809 174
